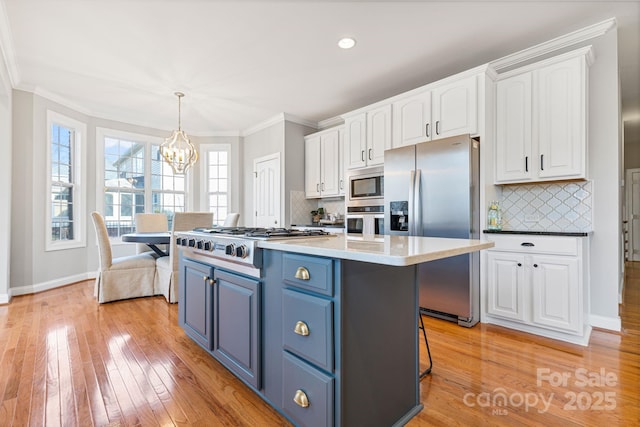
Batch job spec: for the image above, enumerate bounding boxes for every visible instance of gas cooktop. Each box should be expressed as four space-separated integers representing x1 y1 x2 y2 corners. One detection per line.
192 227 331 239
176 227 334 272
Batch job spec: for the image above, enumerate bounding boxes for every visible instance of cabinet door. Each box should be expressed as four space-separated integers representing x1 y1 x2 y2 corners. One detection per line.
486 252 526 322
338 128 345 195
213 269 262 389
392 90 432 147
320 130 340 197
305 135 321 198
531 255 581 333
366 104 391 166
495 73 533 183
345 113 367 169
179 259 214 350
536 56 587 180
432 75 477 139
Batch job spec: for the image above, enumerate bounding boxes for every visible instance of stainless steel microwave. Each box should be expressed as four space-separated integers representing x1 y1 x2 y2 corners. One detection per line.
347 166 384 206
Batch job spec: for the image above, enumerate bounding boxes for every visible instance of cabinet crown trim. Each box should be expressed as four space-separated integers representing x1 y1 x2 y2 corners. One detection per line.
491 17 614 72
496 45 594 80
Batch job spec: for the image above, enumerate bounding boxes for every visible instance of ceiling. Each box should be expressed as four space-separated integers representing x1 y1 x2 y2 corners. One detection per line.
1 0 638 135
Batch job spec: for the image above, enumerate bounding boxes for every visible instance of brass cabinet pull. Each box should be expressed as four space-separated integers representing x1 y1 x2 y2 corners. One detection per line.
294 321 310 336
294 267 310 281
203 276 215 286
293 389 310 408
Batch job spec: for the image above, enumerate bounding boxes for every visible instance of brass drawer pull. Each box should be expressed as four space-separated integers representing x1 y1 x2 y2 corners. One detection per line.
294 321 310 336
293 389 310 408
295 267 310 281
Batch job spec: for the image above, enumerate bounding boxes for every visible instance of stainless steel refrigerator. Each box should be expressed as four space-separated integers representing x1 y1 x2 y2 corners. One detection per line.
384 134 480 327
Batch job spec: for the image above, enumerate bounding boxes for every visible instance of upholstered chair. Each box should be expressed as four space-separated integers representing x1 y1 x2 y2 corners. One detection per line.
154 212 213 303
135 213 169 254
223 213 240 227
91 211 157 303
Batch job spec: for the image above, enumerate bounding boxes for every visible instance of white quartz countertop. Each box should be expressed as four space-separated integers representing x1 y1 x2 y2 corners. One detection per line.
257 234 494 266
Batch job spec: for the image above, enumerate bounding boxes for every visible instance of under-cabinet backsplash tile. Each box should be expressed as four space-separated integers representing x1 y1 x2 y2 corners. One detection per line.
290 191 318 225
500 181 592 232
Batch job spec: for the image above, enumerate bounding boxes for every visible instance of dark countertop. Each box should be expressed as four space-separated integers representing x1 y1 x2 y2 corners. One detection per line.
483 229 591 237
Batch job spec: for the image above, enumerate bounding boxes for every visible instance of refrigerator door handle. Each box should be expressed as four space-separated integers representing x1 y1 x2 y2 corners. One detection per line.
409 169 416 235
414 169 422 236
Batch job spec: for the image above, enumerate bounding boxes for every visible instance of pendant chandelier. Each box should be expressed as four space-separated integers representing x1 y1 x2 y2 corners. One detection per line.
160 92 198 174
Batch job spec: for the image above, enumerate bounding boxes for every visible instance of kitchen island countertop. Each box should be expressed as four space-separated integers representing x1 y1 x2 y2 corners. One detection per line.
257 234 493 266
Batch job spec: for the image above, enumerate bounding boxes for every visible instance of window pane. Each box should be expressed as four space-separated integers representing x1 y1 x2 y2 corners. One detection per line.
50 122 76 242
206 148 230 226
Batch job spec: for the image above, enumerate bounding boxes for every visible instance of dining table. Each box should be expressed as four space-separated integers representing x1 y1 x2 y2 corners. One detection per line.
121 232 171 257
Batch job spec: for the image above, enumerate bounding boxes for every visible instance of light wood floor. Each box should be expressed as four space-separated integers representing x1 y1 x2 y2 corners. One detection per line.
0 263 638 426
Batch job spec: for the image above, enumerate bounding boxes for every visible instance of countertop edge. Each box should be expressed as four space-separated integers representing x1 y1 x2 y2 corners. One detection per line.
257 236 494 266
483 229 591 237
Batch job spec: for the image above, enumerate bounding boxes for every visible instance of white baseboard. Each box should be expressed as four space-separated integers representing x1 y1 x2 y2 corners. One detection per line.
11 272 96 297
589 314 621 332
0 290 10 304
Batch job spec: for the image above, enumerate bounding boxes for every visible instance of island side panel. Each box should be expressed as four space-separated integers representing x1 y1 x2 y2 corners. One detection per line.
339 259 422 426
262 249 285 408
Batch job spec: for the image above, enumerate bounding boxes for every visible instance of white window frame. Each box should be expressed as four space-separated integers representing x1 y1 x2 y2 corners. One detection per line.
200 144 231 226
96 127 194 244
46 111 87 251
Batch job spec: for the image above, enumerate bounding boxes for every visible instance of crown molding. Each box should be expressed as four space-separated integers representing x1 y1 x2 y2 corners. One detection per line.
0 0 19 88
242 112 319 137
490 17 616 72
282 112 318 130
318 116 344 130
496 45 594 81
242 113 286 137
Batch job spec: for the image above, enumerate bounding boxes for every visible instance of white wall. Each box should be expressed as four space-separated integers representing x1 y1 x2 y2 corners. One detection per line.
242 121 285 226
0 45 12 303
9 92 242 292
587 29 622 328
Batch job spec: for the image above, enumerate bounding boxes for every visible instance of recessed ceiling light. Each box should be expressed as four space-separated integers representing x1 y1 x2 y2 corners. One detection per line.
338 37 356 49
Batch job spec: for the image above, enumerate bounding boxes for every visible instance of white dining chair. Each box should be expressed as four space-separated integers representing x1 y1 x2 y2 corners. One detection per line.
91 211 157 303
154 212 213 303
135 213 169 254
223 213 240 227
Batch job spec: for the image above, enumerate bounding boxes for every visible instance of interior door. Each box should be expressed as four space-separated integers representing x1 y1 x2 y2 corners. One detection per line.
254 153 281 227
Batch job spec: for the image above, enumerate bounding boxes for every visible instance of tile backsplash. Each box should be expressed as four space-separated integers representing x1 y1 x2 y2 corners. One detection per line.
289 191 345 225
290 191 318 225
499 181 592 232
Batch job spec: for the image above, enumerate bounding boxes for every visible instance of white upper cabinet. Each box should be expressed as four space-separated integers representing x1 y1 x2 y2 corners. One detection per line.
345 104 391 170
431 75 478 139
345 113 367 169
304 135 322 198
536 56 587 180
338 127 345 195
305 128 341 198
391 75 478 148
495 47 592 184
392 90 432 148
366 104 391 166
495 73 533 182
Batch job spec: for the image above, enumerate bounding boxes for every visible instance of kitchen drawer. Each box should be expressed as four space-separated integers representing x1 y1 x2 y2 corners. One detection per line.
283 352 334 427
282 253 333 296
283 289 333 371
487 234 578 256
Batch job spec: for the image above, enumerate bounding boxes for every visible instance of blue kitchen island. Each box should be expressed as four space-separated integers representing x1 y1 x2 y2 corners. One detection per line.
177 234 493 426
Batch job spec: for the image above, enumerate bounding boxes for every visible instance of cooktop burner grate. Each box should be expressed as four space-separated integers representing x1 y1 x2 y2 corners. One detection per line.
191 227 331 239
